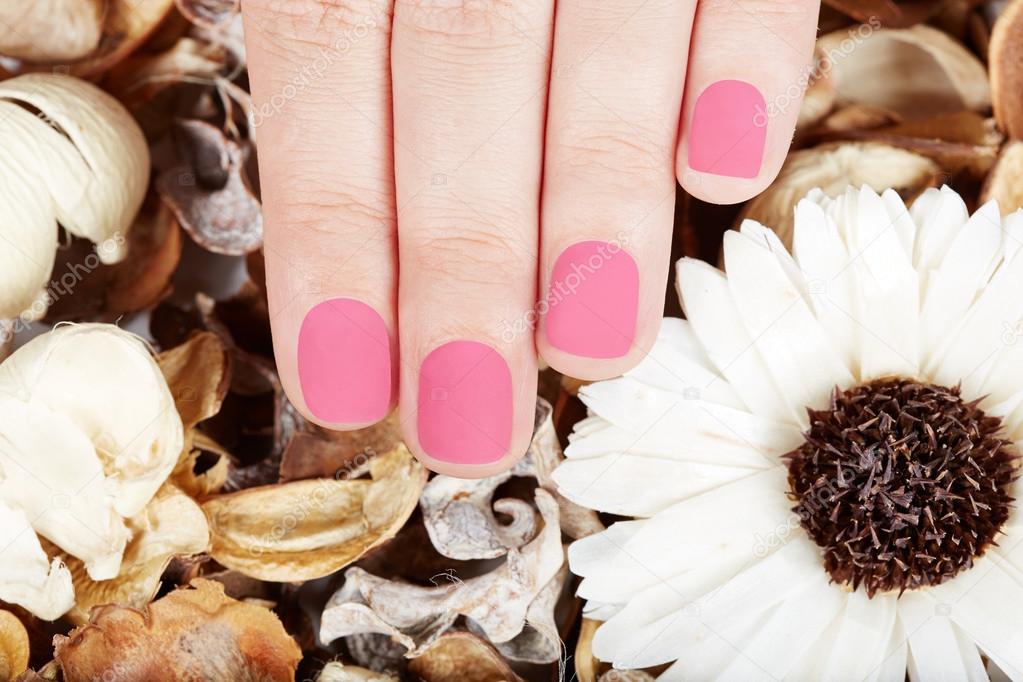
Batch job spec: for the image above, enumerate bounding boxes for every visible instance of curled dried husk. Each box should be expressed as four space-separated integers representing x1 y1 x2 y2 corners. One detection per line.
981 140 1023 215
817 24 989 118
0 325 183 619
0 610 28 682
0 75 148 320
54 579 301 682
407 633 524 682
320 489 564 661
203 445 426 581
0 1 103 62
738 142 940 246
990 0 1023 138
421 399 601 561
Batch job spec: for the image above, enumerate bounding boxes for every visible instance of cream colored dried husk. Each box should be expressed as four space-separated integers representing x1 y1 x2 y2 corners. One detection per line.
0 0 104 62
0 324 183 619
0 74 149 320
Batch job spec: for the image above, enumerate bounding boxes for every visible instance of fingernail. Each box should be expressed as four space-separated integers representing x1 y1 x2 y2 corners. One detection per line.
417 340 512 465
545 240 639 358
297 298 393 423
688 79 767 179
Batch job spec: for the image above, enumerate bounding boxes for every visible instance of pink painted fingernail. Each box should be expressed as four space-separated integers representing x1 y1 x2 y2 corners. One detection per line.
546 240 639 358
688 79 767 179
297 298 393 423
417 341 512 465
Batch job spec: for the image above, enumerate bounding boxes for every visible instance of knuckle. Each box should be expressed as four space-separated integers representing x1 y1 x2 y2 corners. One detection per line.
245 0 391 50
555 121 673 188
407 224 532 287
270 176 394 236
394 0 537 38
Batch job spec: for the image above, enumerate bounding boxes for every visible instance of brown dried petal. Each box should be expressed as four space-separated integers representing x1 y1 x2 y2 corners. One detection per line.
407 633 524 682
157 119 263 255
0 610 29 682
54 579 301 682
738 142 940 247
203 445 426 581
981 140 1023 214
0 1 103 62
991 0 1023 139
157 330 231 430
818 24 990 118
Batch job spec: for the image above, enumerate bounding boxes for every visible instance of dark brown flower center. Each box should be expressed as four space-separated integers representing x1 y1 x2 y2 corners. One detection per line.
785 378 1018 596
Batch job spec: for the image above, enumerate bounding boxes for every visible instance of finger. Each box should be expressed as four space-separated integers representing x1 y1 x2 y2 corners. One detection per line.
241 0 398 428
676 0 820 204
538 0 696 380
391 1 553 477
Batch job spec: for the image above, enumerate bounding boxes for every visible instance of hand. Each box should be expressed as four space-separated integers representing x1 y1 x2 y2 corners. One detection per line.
240 0 821 477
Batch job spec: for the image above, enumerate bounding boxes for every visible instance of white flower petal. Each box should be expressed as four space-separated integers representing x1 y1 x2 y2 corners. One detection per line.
913 186 971 275
900 591 987 682
723 229 854 417
866 617 909 682
676 258 797 423
881 188 917 261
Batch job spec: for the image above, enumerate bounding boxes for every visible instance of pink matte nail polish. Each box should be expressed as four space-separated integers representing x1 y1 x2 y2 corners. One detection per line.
545 240 639 358
297 298 393 423
417 340 512 465
688 79 767 178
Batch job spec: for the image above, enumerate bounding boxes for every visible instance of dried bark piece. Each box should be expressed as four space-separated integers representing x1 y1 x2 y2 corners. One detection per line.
0 74 148 319
203 445 426 581
0 610 29 682
407 633 524 682
990 0 1023 139
818 24 990 118
0 1 103 62
739 142 940 247
157 119 263 255
317 663 398 682
320 490 564 659
54 579 301 682
981 139 1023 214
58 484 210 625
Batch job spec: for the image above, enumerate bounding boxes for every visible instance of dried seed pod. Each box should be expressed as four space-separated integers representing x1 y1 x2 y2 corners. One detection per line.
0 610 28 682
54 579 301 682
0 1 103 62
0 74 148 320
407 633 524 682
981 140 1023 214
990 0 1023 138
203 445 426 581
817 24 990 118
738 142 940 247
67 0 178 78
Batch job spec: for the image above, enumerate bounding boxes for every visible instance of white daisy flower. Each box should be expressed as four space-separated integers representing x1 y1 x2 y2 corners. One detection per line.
554 186 1023 681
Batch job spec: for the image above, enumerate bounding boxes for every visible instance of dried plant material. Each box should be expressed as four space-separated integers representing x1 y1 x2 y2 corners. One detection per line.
598 672 654 682
0 321 11 364
479 565 567 664
822 0 934 27
61 483 210 625
157 119 263 255
67 0 178 78
421 400 599 561
281 412 402 482
173 431 231 498
317 663 398 682
203 445 426 581
990 0 1023 138
320 490 564 660
796 49 835 130
176 0 240 27
0 610 29 681
575 619 601 682
981 140 1023 214
0 325 182 618
157 330 230 429
104 37 227 113
54 579 301 682
0 74 148 320
819 104 901 133
407 633 524 682
817 24 990 118
739 142 940 246
0 1 103 62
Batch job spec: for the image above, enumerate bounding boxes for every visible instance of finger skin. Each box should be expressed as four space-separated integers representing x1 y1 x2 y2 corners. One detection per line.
391 0 554 478
537 0 697 381
676 0 821 204
241 0 399 429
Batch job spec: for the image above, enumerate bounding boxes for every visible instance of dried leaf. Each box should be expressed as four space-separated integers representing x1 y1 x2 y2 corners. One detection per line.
317 663 398 682
157 330 231 430
320 489 564 658
0 74 149 319
407 633 523 682
54 579 301 682
981 139 1023 214
0 1 103 62
739 142 940 246
818 24 990 118
60 483 210 625
990 0 1023 138
157 119 263 255
0 610 29 682
203 445 426 581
